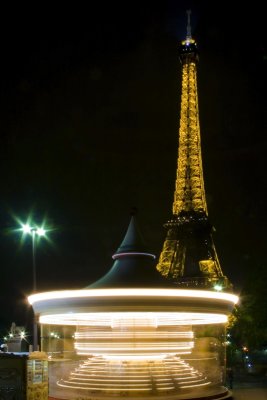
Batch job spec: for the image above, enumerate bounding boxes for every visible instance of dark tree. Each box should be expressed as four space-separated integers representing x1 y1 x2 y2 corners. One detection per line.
229 264 267 350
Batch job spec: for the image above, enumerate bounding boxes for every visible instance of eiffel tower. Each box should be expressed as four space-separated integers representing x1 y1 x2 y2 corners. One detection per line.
157 11 231 290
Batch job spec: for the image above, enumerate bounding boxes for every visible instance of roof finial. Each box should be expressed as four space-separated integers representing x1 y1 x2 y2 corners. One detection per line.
130 206 138 216
186 9 192 40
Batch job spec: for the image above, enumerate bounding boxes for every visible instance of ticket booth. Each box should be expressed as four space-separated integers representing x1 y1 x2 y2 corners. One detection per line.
0 352 48 399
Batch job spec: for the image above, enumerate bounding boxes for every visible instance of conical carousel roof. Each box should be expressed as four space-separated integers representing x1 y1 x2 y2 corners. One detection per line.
113 215 154 257
88 216 170 288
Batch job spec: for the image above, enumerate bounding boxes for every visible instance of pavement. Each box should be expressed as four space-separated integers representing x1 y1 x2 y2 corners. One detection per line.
229 372 267 399
232 387 267 399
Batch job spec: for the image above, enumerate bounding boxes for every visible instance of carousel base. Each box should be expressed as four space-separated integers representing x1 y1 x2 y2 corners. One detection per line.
48 390 232 400
47 355 232 400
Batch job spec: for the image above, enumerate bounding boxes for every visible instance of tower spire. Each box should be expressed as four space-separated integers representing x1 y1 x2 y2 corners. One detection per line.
156 13 231 290
186 9 192 40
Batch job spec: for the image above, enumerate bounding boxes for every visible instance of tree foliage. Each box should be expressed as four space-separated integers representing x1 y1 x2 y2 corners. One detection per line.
229 264 267 349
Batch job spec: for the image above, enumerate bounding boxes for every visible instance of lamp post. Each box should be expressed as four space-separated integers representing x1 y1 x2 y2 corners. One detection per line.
21 223 46 350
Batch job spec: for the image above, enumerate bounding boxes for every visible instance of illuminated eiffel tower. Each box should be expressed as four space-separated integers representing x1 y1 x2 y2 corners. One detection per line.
157 11 231 290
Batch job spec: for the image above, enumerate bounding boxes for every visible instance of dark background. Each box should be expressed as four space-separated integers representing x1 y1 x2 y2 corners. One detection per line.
0 1 266 333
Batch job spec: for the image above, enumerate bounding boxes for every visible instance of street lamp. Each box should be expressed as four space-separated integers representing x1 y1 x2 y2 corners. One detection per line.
21 224 46 292
21 223 46 351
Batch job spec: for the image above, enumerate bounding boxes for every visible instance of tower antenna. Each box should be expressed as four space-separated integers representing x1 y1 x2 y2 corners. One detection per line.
186 9 192 40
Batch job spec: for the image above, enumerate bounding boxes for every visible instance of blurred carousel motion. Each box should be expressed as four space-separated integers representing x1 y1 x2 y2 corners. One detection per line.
29 217 238 400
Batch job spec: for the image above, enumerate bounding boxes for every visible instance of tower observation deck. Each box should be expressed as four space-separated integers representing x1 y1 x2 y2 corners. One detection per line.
156 11 231 290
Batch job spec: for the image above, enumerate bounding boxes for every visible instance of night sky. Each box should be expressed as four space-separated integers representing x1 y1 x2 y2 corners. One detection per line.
0 2 266 332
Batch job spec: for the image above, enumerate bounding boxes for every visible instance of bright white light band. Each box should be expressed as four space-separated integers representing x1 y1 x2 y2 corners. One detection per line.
112 252 156 259
39 311 228 325
29 288 238 305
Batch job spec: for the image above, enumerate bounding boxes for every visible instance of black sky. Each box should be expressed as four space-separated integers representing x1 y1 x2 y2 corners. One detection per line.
0 1 266 330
